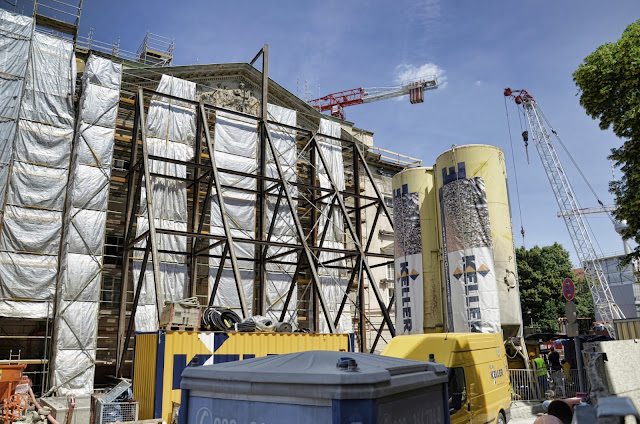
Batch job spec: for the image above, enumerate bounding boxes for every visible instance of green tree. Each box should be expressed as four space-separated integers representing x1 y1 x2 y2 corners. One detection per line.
574 278 594 320
516 243 591 332
573 20 640 263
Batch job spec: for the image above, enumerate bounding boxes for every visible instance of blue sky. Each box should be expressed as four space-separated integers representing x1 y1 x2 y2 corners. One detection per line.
12 0 640 267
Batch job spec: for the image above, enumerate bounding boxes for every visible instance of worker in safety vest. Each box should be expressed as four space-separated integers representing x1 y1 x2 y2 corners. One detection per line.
530 352 549 398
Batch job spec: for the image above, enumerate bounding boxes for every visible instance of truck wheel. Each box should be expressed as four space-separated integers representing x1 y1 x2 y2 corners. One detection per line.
497 412 506 424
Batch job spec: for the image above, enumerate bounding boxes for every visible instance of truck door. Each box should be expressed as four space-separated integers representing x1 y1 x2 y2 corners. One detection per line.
448 367 472 424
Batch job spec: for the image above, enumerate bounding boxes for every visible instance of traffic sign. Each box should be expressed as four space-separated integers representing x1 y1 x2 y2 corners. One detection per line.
563 278 575 301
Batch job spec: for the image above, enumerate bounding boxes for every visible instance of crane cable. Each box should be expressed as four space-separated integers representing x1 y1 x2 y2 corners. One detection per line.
503 96 526 247
536 107 618 226
533 107 614 261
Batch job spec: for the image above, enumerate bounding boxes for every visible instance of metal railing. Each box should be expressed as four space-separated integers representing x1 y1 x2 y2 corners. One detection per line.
510 369 588 401
370 146 422 168
76 28 138 62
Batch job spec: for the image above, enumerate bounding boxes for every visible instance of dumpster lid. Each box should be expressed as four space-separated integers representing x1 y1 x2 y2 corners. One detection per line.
181 350 447 397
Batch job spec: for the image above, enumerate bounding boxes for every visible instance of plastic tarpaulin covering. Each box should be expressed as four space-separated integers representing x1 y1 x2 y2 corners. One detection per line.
316 119 351 333
50 55 122 395
0 10 76 319
133 75 196 332
439 177 501 334
208 111 258 317
264 104 298 324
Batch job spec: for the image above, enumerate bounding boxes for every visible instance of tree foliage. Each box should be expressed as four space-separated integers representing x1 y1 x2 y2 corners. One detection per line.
573 20 640 263
517 243 593 332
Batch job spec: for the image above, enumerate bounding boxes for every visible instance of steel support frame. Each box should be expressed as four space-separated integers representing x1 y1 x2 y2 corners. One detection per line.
115 78 397 371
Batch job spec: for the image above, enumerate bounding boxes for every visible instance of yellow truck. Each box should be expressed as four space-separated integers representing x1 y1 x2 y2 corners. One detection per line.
381 332 511 424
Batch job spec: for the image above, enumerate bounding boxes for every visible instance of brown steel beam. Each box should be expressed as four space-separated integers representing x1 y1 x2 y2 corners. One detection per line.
264 129 336 333
199 102 248 318
314 135 396 337
137 88 165 322
117 238 150 377
353 144 366 351
116 95 142 375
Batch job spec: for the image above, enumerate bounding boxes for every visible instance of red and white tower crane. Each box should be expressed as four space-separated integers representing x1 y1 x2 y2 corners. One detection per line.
504 88 625 337
309 78 438 120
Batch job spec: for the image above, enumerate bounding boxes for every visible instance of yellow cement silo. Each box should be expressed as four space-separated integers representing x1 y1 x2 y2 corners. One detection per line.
435 144 522 338
391 167 444 333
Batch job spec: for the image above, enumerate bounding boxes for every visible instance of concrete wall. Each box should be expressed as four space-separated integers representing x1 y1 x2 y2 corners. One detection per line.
588 339 640 413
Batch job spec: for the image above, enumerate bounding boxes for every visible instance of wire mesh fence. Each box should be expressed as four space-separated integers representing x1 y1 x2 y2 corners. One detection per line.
94 400 138 424
510 369 588 401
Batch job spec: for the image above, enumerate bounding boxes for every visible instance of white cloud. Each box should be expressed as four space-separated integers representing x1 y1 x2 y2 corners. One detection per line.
393 62 448 89
475 80 483 86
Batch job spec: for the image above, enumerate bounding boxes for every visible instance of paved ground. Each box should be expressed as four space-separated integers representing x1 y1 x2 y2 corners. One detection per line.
510 401 544 424
510 416 539 424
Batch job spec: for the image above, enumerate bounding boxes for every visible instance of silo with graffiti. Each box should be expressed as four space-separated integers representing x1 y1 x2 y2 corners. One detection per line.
391 167 444 334
435 144 522 337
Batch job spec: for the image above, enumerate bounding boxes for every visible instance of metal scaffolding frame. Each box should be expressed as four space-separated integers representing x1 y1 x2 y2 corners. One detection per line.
114 48 396 375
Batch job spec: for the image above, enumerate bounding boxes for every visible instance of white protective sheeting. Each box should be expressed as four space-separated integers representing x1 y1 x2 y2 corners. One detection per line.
51 55 122 395
316 119 351 333
263 104 298 324
208 111 258 317
0 11 76 319
133 75 195 332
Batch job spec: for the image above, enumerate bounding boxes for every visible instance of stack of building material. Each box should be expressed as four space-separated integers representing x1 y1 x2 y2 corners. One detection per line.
133 75 196 332
51 55 122 395
0 9 76 319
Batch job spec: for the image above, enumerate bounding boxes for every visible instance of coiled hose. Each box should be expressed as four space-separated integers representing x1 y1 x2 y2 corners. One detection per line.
201 306 242 331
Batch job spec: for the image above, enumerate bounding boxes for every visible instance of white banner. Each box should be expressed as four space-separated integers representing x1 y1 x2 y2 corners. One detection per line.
440 176 501 334
446 247 501 333
393 184 423 334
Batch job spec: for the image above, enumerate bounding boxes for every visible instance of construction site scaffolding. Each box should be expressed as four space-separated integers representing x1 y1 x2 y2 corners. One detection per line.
114 47 396 375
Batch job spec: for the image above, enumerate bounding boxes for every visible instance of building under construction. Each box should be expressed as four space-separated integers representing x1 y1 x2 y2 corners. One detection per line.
0 3 420 397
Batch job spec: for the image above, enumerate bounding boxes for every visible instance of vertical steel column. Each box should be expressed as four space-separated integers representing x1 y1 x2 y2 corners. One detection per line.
314 139 395 336
137 88 165 320
309 142 319 332
353 144 366 351
264 130 336 332
117 239 151 377
116 95 141 375
199 103 249 317
252 45 269 316
258 44 269 315
189 107 203 297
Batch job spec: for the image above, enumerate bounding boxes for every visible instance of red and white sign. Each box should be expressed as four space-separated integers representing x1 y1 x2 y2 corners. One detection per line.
563 278 575 301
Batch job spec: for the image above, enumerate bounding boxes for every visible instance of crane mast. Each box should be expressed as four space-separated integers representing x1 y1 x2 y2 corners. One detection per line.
504 88 625 336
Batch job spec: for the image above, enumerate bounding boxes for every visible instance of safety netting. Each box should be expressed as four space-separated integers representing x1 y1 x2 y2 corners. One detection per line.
0 9 76 319
133 75 196 332
50 55 122 395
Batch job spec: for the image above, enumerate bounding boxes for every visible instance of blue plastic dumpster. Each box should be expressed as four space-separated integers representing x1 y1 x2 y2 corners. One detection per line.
179 350 449 424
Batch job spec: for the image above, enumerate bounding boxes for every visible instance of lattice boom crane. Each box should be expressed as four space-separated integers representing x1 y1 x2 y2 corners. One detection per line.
504 88 625 336
309 78 438 120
